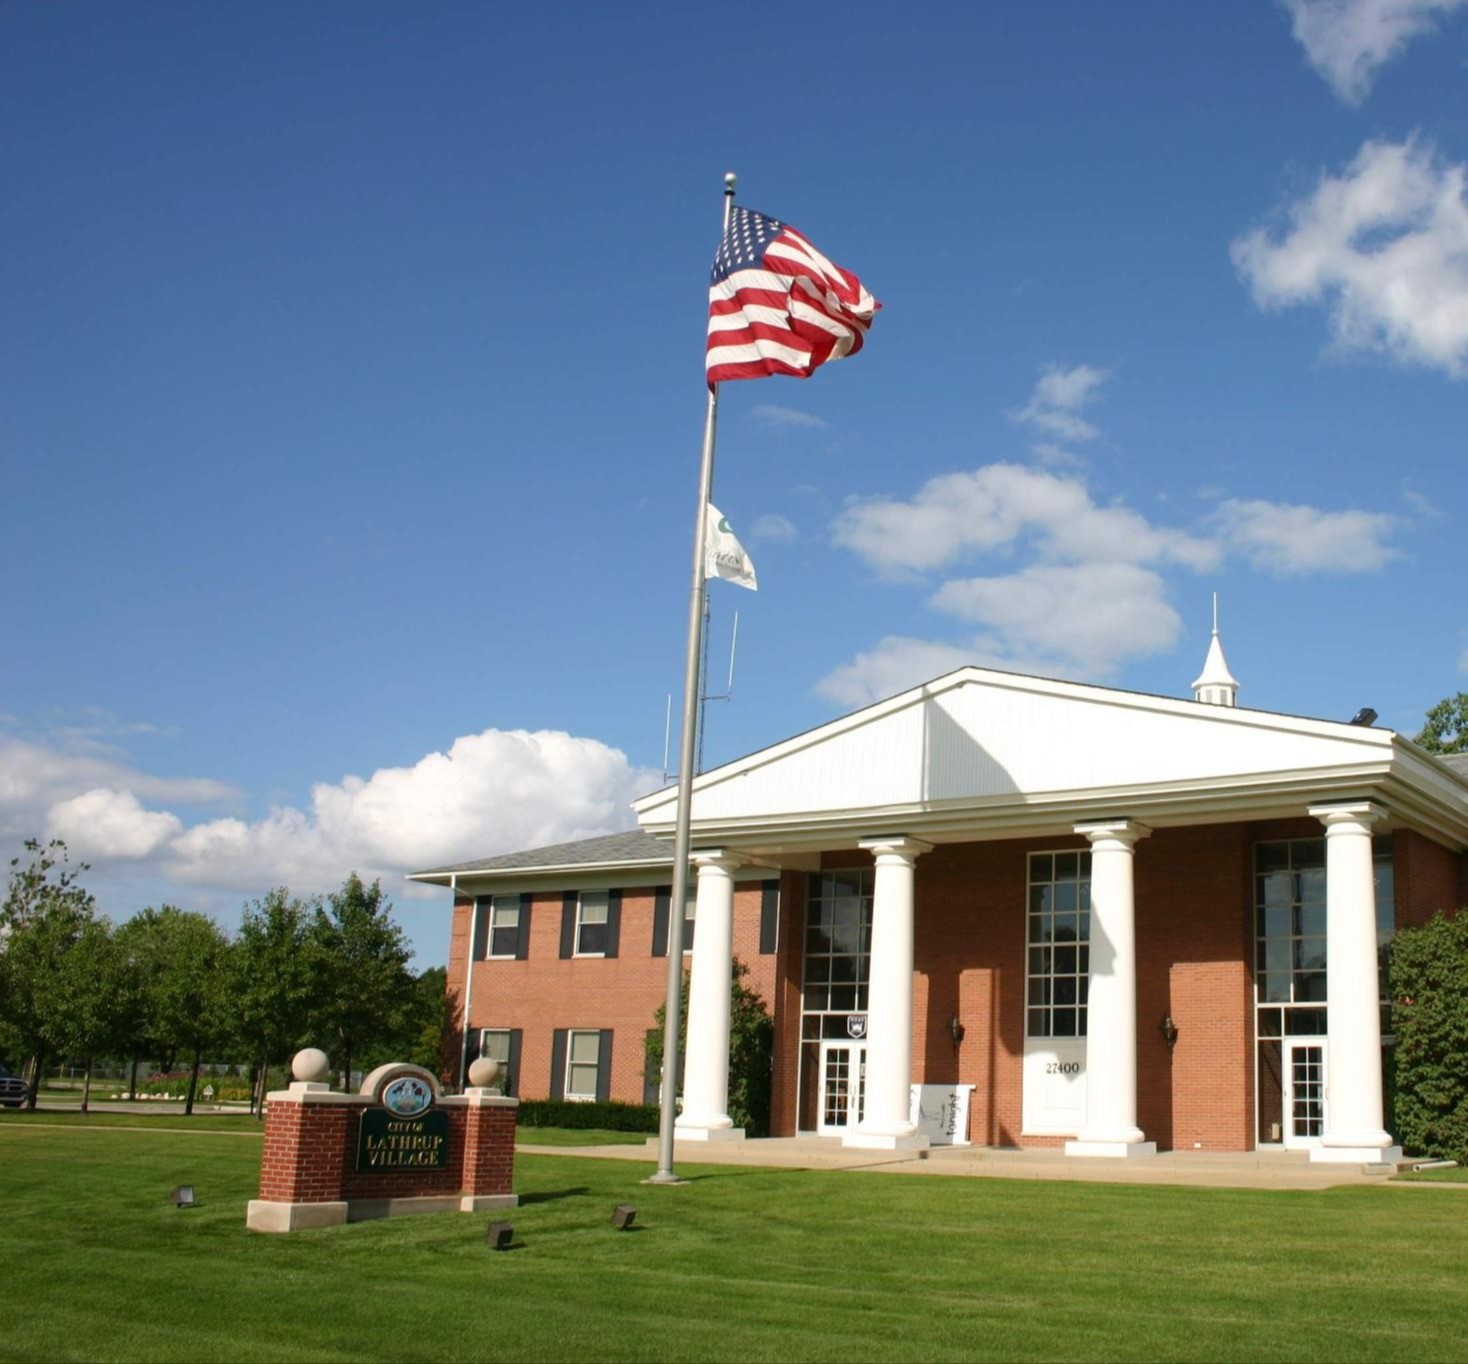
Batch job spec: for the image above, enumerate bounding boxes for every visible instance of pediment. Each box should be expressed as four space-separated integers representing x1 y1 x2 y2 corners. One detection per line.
634 668 1397 831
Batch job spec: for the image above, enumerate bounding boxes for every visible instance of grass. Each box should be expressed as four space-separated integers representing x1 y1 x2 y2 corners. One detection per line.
2 1124 1467 1363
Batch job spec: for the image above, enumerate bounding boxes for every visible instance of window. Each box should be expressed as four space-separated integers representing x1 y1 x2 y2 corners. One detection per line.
488 897 520 958
576 892 609 956
1025 850 1092 1038
565 1030 601 1101
682 894 696 954
802 870 873 1016
478 1029 512 1090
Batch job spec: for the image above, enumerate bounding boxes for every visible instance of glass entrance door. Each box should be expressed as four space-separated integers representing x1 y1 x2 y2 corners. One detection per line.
1282 1040 1327 1148
817 1041 866 1136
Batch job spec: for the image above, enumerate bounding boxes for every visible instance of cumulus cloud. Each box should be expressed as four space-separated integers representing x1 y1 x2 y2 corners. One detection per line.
832 463 1219 577
815 637 998 709
750 513 798 542
1212 497 1401 573
46 788 183 859
751 404 828 430
1282 0 1468 103
1011 364 1107 443
929 563 1181 675
1232 138 1468 376
3 726 660 900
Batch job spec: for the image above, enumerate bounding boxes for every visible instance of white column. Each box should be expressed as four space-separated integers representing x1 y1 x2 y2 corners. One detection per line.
675 850 745 1141
1307 802 1401 1165
845 836 932 1151
1066 820 1155 1158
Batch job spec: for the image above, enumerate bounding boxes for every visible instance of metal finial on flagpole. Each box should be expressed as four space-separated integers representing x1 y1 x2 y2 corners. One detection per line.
646 174 738 1187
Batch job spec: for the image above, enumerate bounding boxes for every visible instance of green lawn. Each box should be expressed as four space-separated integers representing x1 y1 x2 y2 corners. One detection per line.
1395 1164 1468 1183
2 1124 1466 1363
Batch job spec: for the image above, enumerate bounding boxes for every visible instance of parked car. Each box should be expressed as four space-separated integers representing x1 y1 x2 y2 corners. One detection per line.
0 1064 28 1108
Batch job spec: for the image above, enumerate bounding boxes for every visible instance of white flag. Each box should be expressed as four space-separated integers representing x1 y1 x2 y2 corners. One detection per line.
704 504 758 591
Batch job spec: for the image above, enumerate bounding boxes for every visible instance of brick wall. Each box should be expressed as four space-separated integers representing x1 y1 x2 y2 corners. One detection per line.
455 882 782 1106
1394 827 1464 928
257 1096 517 1205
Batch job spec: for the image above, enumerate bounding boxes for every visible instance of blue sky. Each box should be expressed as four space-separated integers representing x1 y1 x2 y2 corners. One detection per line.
4 1 1467 964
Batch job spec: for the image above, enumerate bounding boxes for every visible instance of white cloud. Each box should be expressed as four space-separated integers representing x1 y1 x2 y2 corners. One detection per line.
1212 497 1401 573
1400 481 1442 518
1011 364 1107 443
46 788 182 859
832 463 1219 577
2 726 659 901
751 404 828 430
750 513 798 542
1030 442 1089 471
929 563 1182 677
162 729 660 892
1232 138 1468 376
1282 0 1468 103
814 637 993 708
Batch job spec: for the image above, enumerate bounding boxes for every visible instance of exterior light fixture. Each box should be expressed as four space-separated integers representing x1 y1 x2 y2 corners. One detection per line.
1349 708 1378 726
486 1221 514 1251
1159 1014 1179 1049
169 1186 196 1208
948 1013 965 1051
611 1204 637 1230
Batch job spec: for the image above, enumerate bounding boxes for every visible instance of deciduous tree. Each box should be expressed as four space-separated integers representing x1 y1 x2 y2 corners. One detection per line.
1415 693 1468 754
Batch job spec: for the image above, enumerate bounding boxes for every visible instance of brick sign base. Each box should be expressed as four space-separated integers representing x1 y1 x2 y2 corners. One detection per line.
247 1064 518 1233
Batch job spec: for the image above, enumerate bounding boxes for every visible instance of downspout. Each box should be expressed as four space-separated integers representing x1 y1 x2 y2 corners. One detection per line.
456 874 477 1091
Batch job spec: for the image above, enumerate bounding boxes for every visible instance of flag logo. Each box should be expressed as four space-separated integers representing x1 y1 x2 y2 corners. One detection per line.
704 504 757 591
706 206 879 384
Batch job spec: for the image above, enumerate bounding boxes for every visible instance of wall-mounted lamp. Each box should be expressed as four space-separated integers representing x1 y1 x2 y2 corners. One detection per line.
1159 1014 1179 1049
948 1012 965 1053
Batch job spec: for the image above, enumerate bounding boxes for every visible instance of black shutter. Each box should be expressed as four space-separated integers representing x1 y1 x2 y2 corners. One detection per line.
516 893 533 960
759 879 780 955
559 892 577 959
642 1029 661 1104
470 899 489 961
550 1029 568 1101
596 1030 614 1103
605 889 622 959
651 887 671 957
507 1029 523 1099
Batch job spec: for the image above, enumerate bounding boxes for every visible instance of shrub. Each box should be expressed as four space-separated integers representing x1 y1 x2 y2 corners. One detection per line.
1391 910 1468 1162
516 1099 659 1133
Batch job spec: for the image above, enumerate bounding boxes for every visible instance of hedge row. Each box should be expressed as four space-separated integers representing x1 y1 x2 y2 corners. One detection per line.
515 1099 659 1133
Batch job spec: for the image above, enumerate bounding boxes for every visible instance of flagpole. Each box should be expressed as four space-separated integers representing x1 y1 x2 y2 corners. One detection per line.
647 171 737 1185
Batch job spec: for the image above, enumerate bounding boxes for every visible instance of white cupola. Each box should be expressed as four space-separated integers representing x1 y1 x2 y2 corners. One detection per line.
1192 593 1239 708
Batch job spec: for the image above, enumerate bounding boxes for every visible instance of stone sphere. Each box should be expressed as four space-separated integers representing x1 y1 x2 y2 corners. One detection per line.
467 1057 502 1089
292 1048 331 1083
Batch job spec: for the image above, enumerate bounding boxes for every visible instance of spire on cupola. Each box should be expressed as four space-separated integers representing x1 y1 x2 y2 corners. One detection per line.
1192 593 1239 708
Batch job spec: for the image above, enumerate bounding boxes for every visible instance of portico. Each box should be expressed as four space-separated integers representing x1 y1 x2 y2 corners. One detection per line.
641 664 1468 1157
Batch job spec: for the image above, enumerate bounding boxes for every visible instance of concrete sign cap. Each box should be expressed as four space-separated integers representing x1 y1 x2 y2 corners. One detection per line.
467 1057 502 1088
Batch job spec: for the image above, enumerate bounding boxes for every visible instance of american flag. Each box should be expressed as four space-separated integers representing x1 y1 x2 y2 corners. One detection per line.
706 206 879 383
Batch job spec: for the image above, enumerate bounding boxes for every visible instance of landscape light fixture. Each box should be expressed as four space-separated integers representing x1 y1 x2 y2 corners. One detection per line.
1349 708 1378 727
169 1185 195 1209
1158 1014 1179 1049
947 1013 965 1052
486 1221 514 1251
611 1204 637 1231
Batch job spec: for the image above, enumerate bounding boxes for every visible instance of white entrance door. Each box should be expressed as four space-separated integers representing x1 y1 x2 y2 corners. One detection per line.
817 1041 867 1136
1282 1039 1328 1149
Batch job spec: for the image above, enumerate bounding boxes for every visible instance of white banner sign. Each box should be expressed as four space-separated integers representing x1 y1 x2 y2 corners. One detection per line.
908 1083 974 1146
704 504 758 591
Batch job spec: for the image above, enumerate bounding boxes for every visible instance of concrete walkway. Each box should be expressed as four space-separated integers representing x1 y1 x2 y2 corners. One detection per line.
516 1136 1420 1191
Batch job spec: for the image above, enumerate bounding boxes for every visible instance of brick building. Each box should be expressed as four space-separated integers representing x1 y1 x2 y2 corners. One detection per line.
413 636 1468 1162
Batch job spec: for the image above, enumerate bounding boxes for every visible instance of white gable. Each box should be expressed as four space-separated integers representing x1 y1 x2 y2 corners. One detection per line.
635 669 1398 830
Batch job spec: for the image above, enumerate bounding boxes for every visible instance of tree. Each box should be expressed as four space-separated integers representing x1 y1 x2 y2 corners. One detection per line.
644 958 774 1136
1391 910 1468 1162
1415 693 1468 754
0 840 97 1107
310 873 413 1089
144 909 233 1114
41 916 139 1113
228 889 320 1115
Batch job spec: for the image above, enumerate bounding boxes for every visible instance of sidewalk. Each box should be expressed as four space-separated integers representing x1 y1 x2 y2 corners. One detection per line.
515 1135 1410 1191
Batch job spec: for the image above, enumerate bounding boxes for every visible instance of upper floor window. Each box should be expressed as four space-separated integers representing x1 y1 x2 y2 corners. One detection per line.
803 870 873 1016
488 897 521 959
1026 851 1092 1038
576 891 609 956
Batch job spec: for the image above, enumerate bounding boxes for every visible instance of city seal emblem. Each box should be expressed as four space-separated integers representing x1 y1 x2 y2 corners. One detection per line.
846 1014 868 1040
381 1075 433 1117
